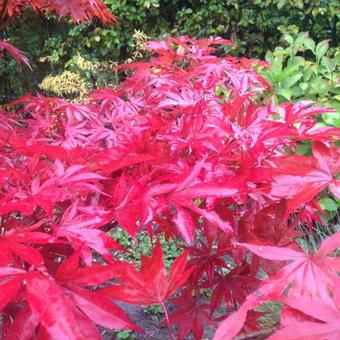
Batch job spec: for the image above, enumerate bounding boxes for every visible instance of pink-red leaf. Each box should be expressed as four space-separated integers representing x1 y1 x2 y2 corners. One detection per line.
26 273 83 340
70 286 140 331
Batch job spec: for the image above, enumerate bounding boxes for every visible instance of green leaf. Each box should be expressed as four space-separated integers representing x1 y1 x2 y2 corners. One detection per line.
319 197 339 211
322 111 340 128
315 40 329 61
299 82 309 91
296 142 311 155
271 57 283 77
276 88 292 101
294 34 306 50
277 0 286 9
281 73 303 88
320 56 334 71
304 38 315 52
275 63 301 82
283 33 294 44
333 95 340 102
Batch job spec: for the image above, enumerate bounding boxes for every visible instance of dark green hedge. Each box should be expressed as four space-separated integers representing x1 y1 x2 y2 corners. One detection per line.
1 0 339 98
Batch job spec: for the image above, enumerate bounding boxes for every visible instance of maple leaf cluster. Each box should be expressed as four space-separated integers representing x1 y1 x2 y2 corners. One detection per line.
0 0 115 24
0 34 339 339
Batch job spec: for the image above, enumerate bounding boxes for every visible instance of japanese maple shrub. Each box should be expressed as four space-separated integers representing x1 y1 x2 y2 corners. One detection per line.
0 29 339 340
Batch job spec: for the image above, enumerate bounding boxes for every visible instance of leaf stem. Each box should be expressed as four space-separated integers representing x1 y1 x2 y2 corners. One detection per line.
161 302 173 340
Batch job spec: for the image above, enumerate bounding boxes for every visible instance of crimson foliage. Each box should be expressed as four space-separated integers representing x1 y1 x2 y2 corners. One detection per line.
0 13 339 340
0 0 115 25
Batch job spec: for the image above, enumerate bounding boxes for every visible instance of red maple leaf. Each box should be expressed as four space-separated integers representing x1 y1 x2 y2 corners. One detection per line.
0 218 49 267
269 287 340 340
208 261 259 314
4 256 140 340
0 41 31 68
99 242 193 305
168 289 216 340
213 233 340 340
187 231 232 282
269 141 340 211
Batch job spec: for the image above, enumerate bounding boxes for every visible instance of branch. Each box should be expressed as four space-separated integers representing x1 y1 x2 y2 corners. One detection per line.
161 302 173 340
0 0 9 24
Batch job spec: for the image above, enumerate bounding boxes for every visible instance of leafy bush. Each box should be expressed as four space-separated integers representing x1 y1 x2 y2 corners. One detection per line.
261 27 340 127
0 34 339 339
38 70 90 98
259 27 340 214
1 0 339 97
0 0 115 100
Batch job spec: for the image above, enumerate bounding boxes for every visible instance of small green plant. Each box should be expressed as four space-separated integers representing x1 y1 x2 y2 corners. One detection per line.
143 304 164 314
142 305 164 324
260 26 340 128
110 227 182 265
259 27 340 214
115 330 135 340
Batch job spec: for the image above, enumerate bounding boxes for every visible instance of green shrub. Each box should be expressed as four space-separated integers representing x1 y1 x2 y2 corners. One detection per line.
260 26 340 127
1 0 339 98
258 26 340 214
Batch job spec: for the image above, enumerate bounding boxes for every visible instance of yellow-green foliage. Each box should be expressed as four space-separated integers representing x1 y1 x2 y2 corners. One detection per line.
126 30 150 63
67 54 117 73
39 71 89 97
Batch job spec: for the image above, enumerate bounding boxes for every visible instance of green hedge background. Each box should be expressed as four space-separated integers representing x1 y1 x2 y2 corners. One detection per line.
1 0 339 100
